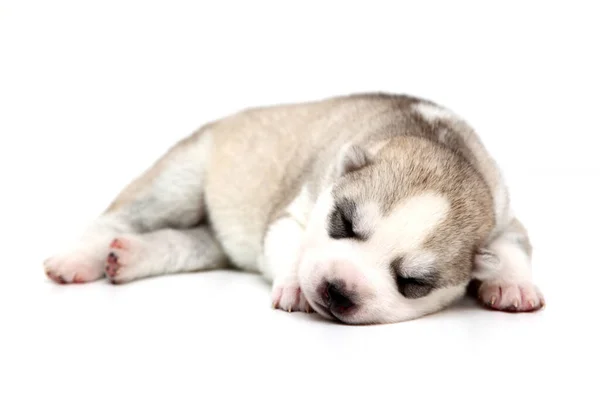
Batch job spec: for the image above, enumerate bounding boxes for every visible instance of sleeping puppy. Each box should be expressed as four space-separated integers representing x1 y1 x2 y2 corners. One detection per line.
43 92 545 324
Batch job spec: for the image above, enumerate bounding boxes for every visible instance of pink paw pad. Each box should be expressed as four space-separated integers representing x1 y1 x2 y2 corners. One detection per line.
477 281 545 313
110 238 127 250
105 252 122 282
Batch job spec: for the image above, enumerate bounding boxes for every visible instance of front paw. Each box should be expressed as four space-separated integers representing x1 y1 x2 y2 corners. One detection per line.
271 279 313 313
477 280 545 312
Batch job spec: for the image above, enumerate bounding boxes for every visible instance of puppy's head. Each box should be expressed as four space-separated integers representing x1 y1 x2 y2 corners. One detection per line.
298 137 495 324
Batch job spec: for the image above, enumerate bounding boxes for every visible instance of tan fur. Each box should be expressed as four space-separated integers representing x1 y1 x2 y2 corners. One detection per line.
201 93 502 272
204 95 413 269
95 92 515 277
44 92 542 321
333 136 495 286
104 92 502 246
106 127 206 214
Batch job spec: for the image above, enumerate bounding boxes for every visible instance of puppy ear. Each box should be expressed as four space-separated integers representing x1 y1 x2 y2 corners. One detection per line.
472 248 500 280
335 144 373 176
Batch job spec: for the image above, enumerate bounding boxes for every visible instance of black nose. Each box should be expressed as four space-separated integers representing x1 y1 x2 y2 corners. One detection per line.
322 281 355 313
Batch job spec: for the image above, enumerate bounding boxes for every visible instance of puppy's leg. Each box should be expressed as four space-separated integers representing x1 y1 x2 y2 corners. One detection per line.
472 217 545 312
262 216 312 313
44 128 212 284
104 227 228 284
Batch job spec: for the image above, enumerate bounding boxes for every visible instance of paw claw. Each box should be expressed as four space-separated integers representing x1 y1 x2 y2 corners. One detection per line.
271 280 309 314
478 281 544 313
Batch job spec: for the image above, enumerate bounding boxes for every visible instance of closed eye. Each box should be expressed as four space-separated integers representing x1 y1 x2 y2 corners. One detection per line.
391 257 437 299
328 206 356 239
395 275 433 299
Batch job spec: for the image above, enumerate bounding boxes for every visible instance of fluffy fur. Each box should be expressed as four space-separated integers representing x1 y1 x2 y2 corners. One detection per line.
44 93 545 324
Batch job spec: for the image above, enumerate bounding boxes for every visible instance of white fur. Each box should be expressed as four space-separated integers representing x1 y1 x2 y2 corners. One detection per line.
473 222 543 311
374 283 468 324
215 227 259 272
437 127 450 144
43 94 544 322
286 185 312 229
44 214 132 282
149 131 212 226
261 188 315 311
373 192 450 253
493 182 510 229
353 201 379 238
261 184 313 280
481 232 532 283
297 187 457 323
261 217 305 282
412 102 460 122
401 252 438 277
107 227 226 283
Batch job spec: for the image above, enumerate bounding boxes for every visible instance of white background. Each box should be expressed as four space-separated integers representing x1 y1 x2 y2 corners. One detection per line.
1 1 599 399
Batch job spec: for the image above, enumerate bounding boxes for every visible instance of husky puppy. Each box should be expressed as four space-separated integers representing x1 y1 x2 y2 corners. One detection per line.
44 93 544 324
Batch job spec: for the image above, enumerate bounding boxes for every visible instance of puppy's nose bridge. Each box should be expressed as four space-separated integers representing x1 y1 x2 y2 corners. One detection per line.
329 258 369 286
329 257 357 275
